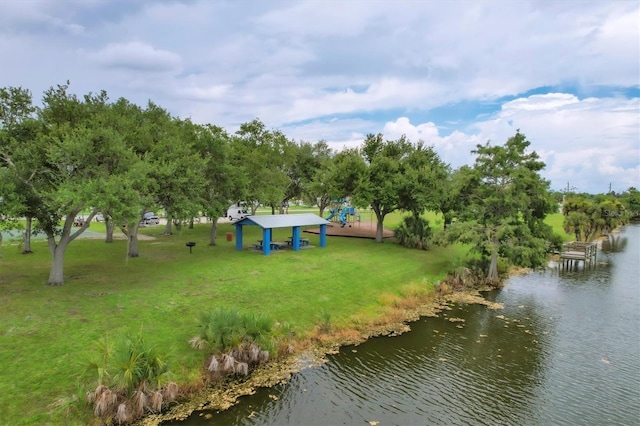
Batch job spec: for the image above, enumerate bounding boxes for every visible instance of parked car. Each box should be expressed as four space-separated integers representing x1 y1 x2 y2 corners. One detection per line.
141 212 160 225
226 202 251 221
95 213 105 222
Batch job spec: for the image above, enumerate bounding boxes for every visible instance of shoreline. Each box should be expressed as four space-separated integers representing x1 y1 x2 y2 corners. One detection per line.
138 288 504 425
127 231 625 424
87 232 624 423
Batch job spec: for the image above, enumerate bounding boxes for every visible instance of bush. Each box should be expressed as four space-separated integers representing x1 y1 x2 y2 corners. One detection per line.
190 308 276 379
84 331 177 424
394 215 432 250
190 308 274 353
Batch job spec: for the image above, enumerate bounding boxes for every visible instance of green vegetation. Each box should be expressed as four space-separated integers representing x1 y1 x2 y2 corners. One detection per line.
394 215 432 250
544 212 572 241
0 217 467 424
561 193 631 241
190 308 274 354
85 331 178 424
436 132 558 282
190 308 277 380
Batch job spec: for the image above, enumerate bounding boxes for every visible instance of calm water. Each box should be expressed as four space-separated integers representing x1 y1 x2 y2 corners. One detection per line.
172 225 640 426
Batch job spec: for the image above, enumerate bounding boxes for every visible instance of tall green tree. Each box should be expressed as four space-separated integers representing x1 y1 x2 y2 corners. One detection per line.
563 195 627 241
620 187 640 220
394 142 449 249
0 87 40 253
356 134 412 242
148 114 206 236
332 148 367 201
193 124 246 245
438 166 475 230
303 141 340 216
353 134 447 243
91 98 150 244
232 119 291 213
34 83 132 284
442 131 556 282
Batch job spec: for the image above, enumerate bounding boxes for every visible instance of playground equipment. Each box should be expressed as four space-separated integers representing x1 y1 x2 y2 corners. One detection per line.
324 199 359 228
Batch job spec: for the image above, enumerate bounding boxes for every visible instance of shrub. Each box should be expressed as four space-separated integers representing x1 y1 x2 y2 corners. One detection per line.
191 308 244 352
394 215 432 250
191 308 276 378
84 331 177 424
190 308 274 353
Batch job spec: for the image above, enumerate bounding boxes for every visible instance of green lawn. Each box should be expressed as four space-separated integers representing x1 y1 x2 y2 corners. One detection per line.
544 212 574 242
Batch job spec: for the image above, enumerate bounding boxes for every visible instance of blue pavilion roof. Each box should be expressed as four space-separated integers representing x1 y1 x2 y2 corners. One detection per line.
234 213 329 229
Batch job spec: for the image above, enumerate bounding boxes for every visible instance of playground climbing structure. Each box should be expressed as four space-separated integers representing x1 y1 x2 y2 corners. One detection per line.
324 199 359 228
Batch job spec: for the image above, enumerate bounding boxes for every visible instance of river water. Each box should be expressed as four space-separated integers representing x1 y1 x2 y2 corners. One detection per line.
171 224 640 426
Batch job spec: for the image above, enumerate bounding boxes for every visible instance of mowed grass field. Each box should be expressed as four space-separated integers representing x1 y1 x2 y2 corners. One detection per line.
0 211 571 424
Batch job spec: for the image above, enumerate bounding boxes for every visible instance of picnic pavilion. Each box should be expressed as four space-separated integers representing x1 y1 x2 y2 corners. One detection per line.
233 213 330 255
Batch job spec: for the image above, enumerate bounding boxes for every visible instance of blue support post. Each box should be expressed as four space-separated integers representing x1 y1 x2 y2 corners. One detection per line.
319 224 327 248
235 224 243 251
292 226 301 251
262 228 271 255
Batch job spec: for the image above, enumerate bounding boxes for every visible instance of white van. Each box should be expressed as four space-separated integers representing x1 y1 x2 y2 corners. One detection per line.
226 202 251 221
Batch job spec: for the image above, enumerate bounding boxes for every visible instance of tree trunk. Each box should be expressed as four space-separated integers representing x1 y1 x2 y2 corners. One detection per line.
44 210 96 285
164 213 173 235
374 211 385 243
487 251 499 282
105 220 115 243
124 222 140 258
209 219 219 246
47 236 69 285
22 216 33 254
189 218 194 229
128 233 139 257
443 212 453 230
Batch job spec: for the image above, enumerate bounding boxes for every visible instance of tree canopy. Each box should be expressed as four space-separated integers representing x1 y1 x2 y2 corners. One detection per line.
438 131 557 282
352 134 448 242
2 83 600 287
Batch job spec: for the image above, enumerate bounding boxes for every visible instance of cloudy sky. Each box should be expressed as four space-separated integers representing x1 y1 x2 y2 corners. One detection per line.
1 0 638 194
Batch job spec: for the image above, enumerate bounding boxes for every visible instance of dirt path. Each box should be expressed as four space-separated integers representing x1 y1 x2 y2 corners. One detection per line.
78 231 156 241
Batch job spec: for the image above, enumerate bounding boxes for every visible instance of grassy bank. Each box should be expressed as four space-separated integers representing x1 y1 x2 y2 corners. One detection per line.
0 212 572 424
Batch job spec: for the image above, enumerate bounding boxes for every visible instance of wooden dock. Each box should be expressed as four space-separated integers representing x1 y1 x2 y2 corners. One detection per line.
559 241 598 270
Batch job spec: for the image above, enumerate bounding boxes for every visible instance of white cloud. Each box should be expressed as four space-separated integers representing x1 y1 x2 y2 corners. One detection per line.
382 118 440 142
0 0 637 193
174 83 232 102
370 94 640 193
88 41 182 72
281 117 377 150
0 1 86 35
501 94 580 114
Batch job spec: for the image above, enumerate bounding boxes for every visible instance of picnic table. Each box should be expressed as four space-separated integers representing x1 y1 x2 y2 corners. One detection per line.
286 237 310 247
255 240 284 250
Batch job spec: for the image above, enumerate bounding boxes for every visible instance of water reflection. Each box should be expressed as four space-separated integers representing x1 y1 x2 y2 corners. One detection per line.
601 233 628 253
